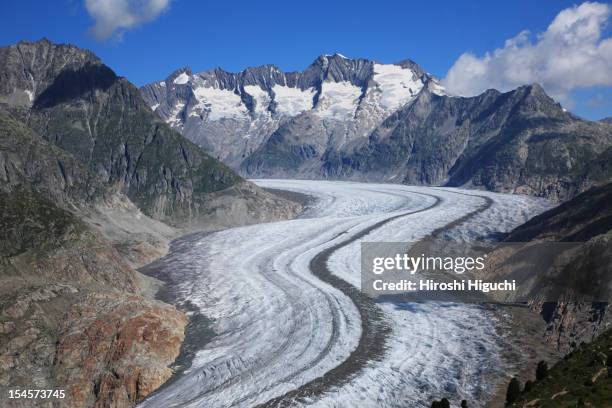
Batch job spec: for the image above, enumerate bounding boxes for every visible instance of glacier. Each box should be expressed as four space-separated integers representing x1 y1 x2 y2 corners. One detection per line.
139 180 550 408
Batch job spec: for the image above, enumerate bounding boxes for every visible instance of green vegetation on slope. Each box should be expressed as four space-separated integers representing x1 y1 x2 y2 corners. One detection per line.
508 329 612 407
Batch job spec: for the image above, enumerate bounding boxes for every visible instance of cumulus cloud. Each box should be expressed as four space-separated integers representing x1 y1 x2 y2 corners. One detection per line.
85 0 171 41
442 2 612 104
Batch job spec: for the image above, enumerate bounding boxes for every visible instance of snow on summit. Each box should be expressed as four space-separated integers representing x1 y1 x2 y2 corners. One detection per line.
146 56 432 127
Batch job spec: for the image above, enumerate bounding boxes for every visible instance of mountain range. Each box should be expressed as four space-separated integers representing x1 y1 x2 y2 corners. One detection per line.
140 54 444 168
143 55 612 202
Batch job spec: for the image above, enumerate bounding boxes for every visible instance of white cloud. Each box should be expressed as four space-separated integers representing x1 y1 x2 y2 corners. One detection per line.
442 2 612 105
85 0 171 41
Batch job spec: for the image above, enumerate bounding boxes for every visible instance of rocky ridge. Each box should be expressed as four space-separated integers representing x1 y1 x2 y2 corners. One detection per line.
145 56 612 202
506 182 612 353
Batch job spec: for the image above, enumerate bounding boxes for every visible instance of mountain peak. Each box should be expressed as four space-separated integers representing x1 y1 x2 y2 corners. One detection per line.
172 66 192 75
394 59 425 75
0 39 103 107
323 52 349 60
522 82 546 95
18 37 52 46
13 38 99 60
165 67 192 86
311 52 369 68
318 52 350 60
514 83 565 114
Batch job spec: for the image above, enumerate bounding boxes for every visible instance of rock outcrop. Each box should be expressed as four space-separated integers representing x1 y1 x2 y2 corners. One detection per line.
1 284 187 408
0 185 187 407
54 293 188 408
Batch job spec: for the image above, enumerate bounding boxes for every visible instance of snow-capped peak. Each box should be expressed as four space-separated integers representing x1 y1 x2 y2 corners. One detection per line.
324 52 348 59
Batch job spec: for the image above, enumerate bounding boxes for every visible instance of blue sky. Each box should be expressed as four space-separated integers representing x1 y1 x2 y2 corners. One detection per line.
1 0 611 119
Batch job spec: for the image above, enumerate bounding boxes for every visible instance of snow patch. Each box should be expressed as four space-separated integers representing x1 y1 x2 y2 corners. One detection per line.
167 102 185 127
244 85 272 114
373 63 424 111
272 85 316 116
173 72 190 85
150 103 160 111
315 81 362 120
24 89 33 102
428 80 448 96
192 86 248 121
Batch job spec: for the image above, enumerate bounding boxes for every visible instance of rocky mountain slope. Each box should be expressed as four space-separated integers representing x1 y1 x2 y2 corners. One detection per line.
0 107 109 208
0 107 186 407
478 182 612 354
505 182 612 353
324 83 612 201
0 39 302 408
0 189 188 408
1 39 299 227
244 83 612 201
144 57 612 202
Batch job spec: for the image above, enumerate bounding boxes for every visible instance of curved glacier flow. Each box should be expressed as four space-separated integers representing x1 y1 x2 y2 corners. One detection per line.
139 180 549 408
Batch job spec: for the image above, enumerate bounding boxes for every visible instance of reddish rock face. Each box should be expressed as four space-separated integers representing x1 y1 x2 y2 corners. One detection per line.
53 293 187 408
0 285 187 408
